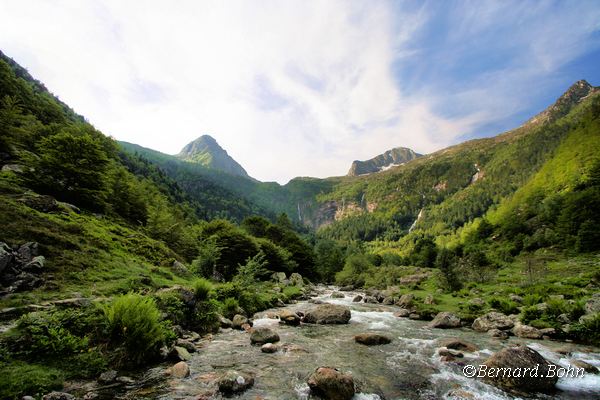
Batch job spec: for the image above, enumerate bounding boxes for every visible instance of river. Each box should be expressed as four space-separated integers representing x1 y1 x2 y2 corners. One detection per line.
104 286 600 400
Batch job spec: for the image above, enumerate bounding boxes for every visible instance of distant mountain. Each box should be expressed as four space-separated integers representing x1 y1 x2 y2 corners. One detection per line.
347 147 421 176
177 135 250 178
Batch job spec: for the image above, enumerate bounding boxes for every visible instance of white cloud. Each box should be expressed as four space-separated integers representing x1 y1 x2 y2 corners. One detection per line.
0 1 599 183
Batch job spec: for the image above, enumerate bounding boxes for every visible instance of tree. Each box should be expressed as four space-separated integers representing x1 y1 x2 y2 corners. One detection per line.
27 128 110 211
314 239 346 282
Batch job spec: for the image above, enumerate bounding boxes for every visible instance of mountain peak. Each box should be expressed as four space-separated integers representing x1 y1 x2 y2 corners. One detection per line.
177 135 250 178
525 79 597 127
347 146 421 176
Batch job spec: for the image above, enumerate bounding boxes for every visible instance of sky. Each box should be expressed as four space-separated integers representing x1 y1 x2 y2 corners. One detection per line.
1 1 600 183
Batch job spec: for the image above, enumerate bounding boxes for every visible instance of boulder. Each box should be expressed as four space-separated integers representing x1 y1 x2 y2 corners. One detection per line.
303 304 351 324
339 285 354 291
261 343 278 353
570 359 599 374
382 296 396 305
307 367 354 400
176 339 196 353
169 361 190 378
352 295 363 303
232 314 249 329
395 294 414 308
482 345 558 393
330 291 345 299
98 370 118 384
289 273 303 287
437 338 478 352
218 315 233 328
278 309 301 326
42 393 76 400
469 297 485 307
512 324 543 339
472 312 514 332
218 370 254 395
488 328 509 339
428 312 461 329
424 295 435 305
171 260 190 276
509 294 524 303
354 333 392 345
394 309 411 318
438 348 463 358
408 313 422 320
363 296 378 304
250 327 280 344
272 272 287 284
585 293 600 314
171 346 191 361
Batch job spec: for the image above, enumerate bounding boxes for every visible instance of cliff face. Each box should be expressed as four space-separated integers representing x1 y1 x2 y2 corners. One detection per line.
347 147 421 176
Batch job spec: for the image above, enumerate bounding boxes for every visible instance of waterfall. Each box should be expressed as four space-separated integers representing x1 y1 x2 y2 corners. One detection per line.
409 208 424 232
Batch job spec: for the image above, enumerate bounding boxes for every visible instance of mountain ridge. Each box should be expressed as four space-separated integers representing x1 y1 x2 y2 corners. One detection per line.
347 147 422 176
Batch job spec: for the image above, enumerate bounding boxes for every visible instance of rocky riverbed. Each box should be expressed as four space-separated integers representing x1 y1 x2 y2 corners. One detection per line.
68 287 600 399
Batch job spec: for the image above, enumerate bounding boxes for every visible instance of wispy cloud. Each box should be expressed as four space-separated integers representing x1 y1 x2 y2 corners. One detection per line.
1 1 599 182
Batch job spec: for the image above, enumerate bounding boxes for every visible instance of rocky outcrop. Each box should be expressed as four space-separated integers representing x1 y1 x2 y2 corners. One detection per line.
0 242 46 295
472 312 514 332
250 327 280 344
303 304 351 324
217 370 255 395
347 147 421 176
428 312 461 329
482 345 558 394
354 333 392 345
307 367 355 400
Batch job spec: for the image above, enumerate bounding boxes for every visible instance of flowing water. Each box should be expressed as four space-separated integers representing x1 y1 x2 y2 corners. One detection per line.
103 287 600 399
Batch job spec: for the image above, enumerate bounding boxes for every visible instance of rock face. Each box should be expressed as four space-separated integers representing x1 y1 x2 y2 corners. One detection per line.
482 346 558 393
303 304 351 324
217 370 255 395
472 312 514 332
354 333 392 345
0 242 46 295
428 312 461 329
307 367 355 400
250 327 280 344
347 147 421 176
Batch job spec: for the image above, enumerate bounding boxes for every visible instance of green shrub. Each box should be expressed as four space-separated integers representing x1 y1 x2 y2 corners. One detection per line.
192 299 221 333
521 306 543 324
282 286 302 301
154 291 186 326
221 297 240 319
570 313 600 345
193 278 214 301
489 298 519 315
522 293 545 306
529 319 553 329
238 290 274 315
214 282 242 301
104 293 171 366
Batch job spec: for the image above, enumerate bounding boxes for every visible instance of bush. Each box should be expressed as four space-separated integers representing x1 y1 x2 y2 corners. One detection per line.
193 278 214 301
104 293 172 366
192 299 221 333
221 297 240 319
282 286 302 301
570 313 600 345
521 306 543 324
489 298 519 315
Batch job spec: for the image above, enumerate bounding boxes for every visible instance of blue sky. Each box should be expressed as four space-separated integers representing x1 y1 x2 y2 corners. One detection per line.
1 0 599 183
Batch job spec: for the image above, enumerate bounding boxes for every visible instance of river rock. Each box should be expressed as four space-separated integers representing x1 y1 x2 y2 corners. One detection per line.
472 312 514 332
438 348 463 358
408 313 422 320
488 328 509 339
289 272 304 287
303 304 351 324
218 370 254 395
428 312 461 329
352 295 363 302
382 296 396 305
396 294 414 308
354 333 392 345
363 296 378 304
272 272 287 283
570 359 599 374
307 367 355 400
171 346 191 361
176 339 196 353
278 309 301 326
437 338 478 352
512 323 543 339
339 285 354 291
250 327 280 344
98 370 118 384
169 361 190 378
394 309 411 318
330 291 345 298
42 393 76 400
482 345 558 393
261 343 278 353
232 314 249 329
218 315 233 328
